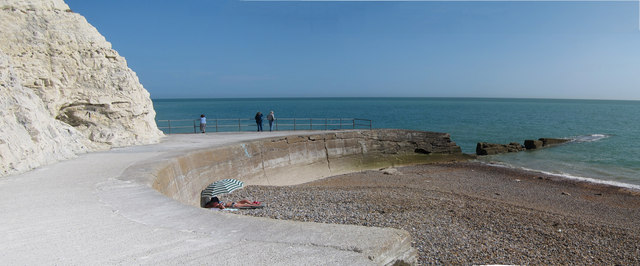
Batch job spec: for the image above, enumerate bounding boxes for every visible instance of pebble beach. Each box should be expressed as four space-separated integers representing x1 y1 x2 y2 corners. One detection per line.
226 162 640 265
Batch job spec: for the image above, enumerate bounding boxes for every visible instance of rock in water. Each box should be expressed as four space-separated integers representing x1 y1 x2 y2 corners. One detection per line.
524 139 544 150
0 0 163 176
540 138 570 147
476 142 524 155
525 138 569 150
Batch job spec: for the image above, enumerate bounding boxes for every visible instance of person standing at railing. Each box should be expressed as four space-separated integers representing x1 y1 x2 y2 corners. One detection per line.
267 110 275 131
254 112 263 132
199 114 207 133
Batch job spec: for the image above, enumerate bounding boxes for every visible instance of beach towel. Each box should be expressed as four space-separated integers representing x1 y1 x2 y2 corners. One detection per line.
236 205 264 209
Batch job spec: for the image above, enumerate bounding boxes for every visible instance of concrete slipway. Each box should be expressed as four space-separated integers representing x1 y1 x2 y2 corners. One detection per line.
0 131 416 265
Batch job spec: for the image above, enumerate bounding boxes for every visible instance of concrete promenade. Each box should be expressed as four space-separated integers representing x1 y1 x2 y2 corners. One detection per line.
0 132 415 265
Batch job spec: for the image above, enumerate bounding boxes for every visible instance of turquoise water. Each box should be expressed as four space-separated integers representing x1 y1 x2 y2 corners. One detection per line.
153 98 640 187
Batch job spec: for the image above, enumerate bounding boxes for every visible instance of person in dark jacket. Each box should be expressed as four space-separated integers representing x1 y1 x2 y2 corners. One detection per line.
255 112 263 131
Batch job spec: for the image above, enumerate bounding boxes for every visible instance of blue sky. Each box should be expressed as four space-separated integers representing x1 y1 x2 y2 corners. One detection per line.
65 0 640 100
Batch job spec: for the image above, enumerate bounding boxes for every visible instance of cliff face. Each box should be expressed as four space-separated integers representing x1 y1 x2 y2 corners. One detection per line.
0 0 163 176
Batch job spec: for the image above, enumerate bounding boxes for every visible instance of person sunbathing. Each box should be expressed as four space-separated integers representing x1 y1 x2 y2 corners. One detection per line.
204 196 262 209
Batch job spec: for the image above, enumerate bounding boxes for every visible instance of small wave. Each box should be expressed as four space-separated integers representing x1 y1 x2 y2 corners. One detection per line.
482 161 640 191
571 134 611 143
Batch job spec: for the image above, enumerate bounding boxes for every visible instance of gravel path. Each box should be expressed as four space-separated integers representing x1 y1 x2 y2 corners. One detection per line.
225 162 640 265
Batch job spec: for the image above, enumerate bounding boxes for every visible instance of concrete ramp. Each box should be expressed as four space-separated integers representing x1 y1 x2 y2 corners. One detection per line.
1 130 464 265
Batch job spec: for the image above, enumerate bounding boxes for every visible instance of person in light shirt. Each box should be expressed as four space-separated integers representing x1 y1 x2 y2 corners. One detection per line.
199 114 207 133
267 110 275 131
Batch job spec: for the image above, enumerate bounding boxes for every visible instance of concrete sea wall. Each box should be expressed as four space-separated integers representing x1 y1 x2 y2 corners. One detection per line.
111 129 465 265
132 129 464 207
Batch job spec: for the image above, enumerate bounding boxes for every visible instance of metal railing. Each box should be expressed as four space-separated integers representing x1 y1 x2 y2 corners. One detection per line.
157 118 372 134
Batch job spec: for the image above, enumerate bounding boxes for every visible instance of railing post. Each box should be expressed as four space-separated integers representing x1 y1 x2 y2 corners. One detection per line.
216 119 219 132
310 119 312 130
325 118 328 130
353 119 355 129
194 120 197 133
369 119 372 130
276 119 278 131
294 118 296 131
238 119 241 131
168 120 171 134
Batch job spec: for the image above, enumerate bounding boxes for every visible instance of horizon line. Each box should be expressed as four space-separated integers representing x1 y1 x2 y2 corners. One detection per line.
151 96 640 102
241 0 637 2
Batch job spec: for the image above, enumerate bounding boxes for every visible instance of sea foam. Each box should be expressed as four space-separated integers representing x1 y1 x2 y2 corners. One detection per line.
483 161 640 191
571 134 610 143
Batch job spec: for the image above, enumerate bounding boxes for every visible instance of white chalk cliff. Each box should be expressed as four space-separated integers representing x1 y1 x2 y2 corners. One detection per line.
0 0 163 176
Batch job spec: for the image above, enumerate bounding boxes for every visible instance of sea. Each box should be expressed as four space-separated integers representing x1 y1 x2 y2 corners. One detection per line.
153 98 640 189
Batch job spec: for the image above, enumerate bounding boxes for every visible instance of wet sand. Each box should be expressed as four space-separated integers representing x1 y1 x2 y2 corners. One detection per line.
227 162 640 265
